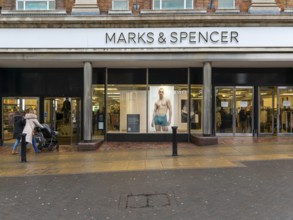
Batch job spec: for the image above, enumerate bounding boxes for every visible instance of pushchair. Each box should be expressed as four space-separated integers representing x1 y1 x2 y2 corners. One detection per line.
34 124 59 151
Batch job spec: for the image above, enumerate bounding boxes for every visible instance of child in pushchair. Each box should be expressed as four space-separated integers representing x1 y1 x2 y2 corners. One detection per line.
34 124 59 151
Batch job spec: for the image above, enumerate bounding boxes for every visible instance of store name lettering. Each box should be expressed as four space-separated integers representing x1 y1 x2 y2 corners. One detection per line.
105 31 239 45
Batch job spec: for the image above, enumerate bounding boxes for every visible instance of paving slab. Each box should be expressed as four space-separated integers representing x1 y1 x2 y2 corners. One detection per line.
1 159 293 220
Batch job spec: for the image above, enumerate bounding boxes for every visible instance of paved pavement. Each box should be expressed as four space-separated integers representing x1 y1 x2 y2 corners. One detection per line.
1 137 293 220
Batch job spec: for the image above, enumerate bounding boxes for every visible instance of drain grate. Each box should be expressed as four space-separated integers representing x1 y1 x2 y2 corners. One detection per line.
119 192 177 209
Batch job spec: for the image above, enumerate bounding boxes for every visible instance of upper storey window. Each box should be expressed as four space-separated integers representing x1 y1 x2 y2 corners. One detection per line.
112 0 129 10
16 0 55 10
153 0 193 10
218 0 235 9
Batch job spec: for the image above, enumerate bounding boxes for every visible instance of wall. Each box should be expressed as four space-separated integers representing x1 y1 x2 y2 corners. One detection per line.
2 0 293 13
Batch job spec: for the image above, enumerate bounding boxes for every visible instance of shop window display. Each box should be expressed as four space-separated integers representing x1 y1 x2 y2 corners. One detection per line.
148 85 174 133
107 85 147 133
100 68 200 135
105 84 191 134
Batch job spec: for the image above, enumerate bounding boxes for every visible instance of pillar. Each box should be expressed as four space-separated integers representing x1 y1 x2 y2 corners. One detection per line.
71 0 100 15
249 0 280 14
83 62 93 141
203 62 212 136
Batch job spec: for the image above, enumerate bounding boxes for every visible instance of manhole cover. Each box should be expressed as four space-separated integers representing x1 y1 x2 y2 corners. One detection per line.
119 192 178 209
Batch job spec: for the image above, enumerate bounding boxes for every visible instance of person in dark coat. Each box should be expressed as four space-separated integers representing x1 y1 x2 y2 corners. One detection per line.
62 97 71 124
11 111 25 155
239 107 247 133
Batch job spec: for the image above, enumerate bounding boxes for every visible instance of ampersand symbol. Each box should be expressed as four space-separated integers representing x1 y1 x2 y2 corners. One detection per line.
158 32 166 43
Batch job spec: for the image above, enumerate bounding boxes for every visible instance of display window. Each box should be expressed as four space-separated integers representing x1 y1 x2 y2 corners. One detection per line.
94 68 201 136
107 84 147 133
148 85 188 133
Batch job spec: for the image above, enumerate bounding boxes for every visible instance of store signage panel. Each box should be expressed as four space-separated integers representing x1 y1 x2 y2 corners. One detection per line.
221 101 229 107
127 114 140 132
283 100 291 107
1 27 293 49
240 101 248 107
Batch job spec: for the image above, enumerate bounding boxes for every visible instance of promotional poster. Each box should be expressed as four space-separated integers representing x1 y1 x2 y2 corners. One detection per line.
148 86 174 132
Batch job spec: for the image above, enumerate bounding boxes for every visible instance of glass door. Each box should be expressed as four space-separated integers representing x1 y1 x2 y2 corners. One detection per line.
71 98 81 144
259 87 275 135
2 97 39 141
235 87 253 136
44 97 81 145
215 87 234 135
215 87 253 136
278 87 293 135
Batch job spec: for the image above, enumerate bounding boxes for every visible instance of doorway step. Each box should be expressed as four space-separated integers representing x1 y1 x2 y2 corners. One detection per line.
77 140 104 151
190 135 218 146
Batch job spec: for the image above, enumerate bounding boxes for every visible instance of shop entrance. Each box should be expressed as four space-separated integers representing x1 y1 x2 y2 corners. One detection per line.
277 87 293 135
2 97 39 141
215 87 254 136
259 87 275 135
44 97 81 145
258 87 293 136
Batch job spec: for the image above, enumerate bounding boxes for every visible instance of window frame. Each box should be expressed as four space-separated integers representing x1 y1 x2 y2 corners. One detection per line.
112 0 129 10
16 0 56 10
218 0 235 9
152 0 193 10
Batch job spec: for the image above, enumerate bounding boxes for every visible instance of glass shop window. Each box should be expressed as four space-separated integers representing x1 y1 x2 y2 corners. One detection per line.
148 68 188 133
153 0 193 10
107 69 147 133
107 84 147 133
148 84 188 133
106 68 191 134
112 0 129 10
16 0 55 10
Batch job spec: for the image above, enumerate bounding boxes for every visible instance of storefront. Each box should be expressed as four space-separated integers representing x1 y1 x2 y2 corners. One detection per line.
1 25 293 145
213 68 293 137
0 68 83 145
92 68 202 142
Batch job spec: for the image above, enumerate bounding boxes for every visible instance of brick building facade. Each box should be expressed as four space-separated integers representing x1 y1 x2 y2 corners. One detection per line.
1 1 292 14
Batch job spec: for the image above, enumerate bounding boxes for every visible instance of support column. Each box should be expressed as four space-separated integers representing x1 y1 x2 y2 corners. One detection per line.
71 0 100 15
249 0 280 14
83 62 92 141
203 62 212 136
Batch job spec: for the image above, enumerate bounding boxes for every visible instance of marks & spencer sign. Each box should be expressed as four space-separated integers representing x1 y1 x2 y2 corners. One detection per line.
105 30 239 45
0 27 293 49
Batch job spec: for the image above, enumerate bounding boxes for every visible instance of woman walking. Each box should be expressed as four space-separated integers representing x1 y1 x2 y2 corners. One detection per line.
22 109 43 153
